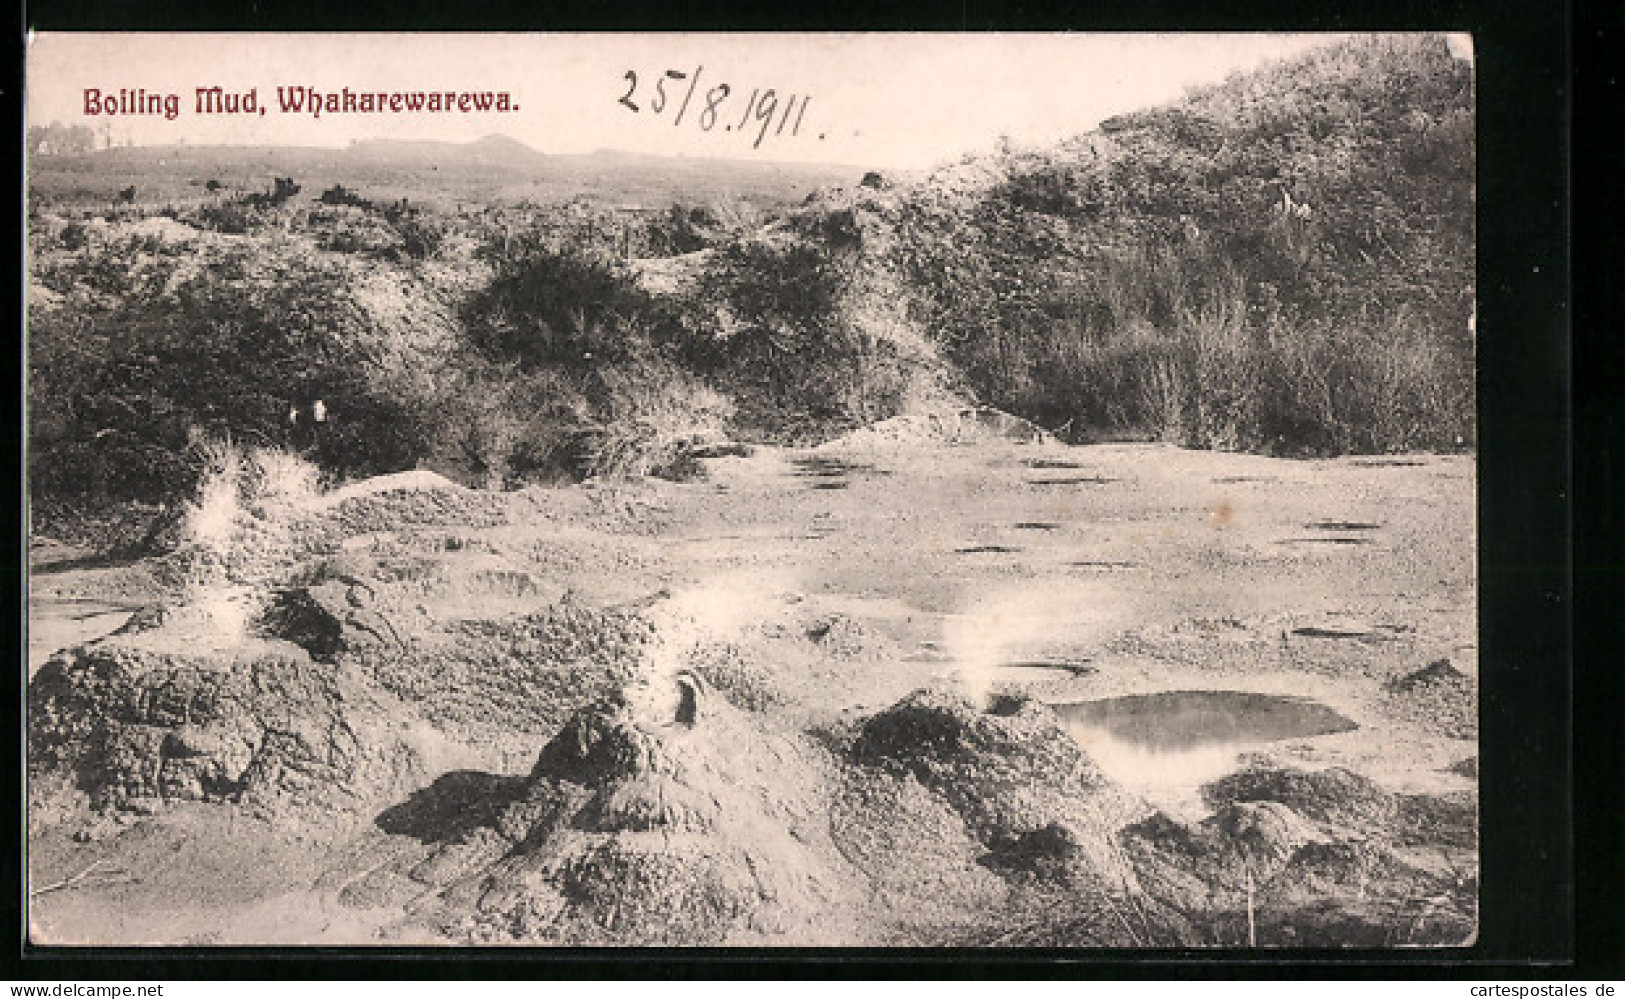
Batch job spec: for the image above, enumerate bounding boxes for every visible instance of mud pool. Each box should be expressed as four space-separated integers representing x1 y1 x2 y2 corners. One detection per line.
1051 690 1360 813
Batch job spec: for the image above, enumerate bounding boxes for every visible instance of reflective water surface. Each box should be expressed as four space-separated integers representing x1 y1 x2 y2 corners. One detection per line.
1051 690 1358 813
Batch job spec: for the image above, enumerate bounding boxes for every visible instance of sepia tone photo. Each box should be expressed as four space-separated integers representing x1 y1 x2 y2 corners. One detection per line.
24 32 1478 947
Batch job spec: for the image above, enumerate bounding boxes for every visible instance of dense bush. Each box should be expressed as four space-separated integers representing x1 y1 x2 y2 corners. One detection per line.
28 237 443 505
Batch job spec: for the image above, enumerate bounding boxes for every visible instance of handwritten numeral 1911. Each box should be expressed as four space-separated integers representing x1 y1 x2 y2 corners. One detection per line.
751 91 808 149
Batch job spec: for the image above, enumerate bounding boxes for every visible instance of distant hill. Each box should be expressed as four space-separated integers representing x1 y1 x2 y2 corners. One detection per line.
27 135 866 211
344 133 549 169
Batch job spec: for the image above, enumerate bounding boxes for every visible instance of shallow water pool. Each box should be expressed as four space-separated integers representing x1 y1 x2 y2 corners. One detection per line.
1051 690 1357 812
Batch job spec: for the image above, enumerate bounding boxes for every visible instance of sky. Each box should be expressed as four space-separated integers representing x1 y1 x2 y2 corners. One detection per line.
27 33 1365 170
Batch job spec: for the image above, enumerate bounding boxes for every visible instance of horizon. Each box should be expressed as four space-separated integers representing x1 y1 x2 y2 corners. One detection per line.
26 33 1384 171
40 133 873 172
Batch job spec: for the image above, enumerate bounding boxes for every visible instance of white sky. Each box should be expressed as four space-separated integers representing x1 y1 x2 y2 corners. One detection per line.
27 33 1355 170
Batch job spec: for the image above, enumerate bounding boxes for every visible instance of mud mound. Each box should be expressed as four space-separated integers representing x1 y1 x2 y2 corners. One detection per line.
1204 765 1398 833
328 479 512 537
687 644 789 712
1381 658 1476 739
832 689 1149 944
805 613 894 661
850 689 1114 849
1122 801 1335 899
960 406 1054 444
368 599 657 742
1385 658 1467 692
113 605 172 635
827 766 1006 919
394 675 853 944
28 640 423 824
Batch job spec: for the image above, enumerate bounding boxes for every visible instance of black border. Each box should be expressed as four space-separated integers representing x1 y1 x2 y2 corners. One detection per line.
8 0 1582 979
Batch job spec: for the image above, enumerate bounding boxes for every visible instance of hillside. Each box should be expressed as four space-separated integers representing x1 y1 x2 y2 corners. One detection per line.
806 32 1475 453
27 33 1474 528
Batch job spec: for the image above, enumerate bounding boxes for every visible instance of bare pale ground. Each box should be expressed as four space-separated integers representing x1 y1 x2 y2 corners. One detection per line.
26 438 1477 946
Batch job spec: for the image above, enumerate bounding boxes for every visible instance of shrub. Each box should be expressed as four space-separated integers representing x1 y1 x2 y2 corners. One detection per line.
191 200 257 234
575 353 736 480
464 242 679 369
691 235 919 439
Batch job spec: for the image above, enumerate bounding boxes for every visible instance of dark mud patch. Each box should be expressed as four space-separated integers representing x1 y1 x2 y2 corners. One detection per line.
32 552 151 575
689 442 754 460
792 457 891 479
1053 691 1357 756
1350 459 1425 468
1292 625 1378 639
1304 521 1382 531
1211 476 1277 485
1290 622 1409 641
32 599 144 620
1069 561 1140 570
955 545 1022 554
1279 537 1375 546
1013 522 1060 531
793 456 895 492
1025 459 1083 470
993 660 1095 677
1030 477 1117 487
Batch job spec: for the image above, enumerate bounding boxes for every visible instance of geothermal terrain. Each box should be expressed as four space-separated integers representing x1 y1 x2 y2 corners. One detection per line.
27 415 1477 947
26 35 1477 947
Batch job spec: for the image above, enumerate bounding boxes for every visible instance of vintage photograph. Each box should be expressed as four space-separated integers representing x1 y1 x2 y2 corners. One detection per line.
24 32 1477 947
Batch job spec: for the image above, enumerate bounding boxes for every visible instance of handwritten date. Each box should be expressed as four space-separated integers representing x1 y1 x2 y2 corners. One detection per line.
618 66 814 149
